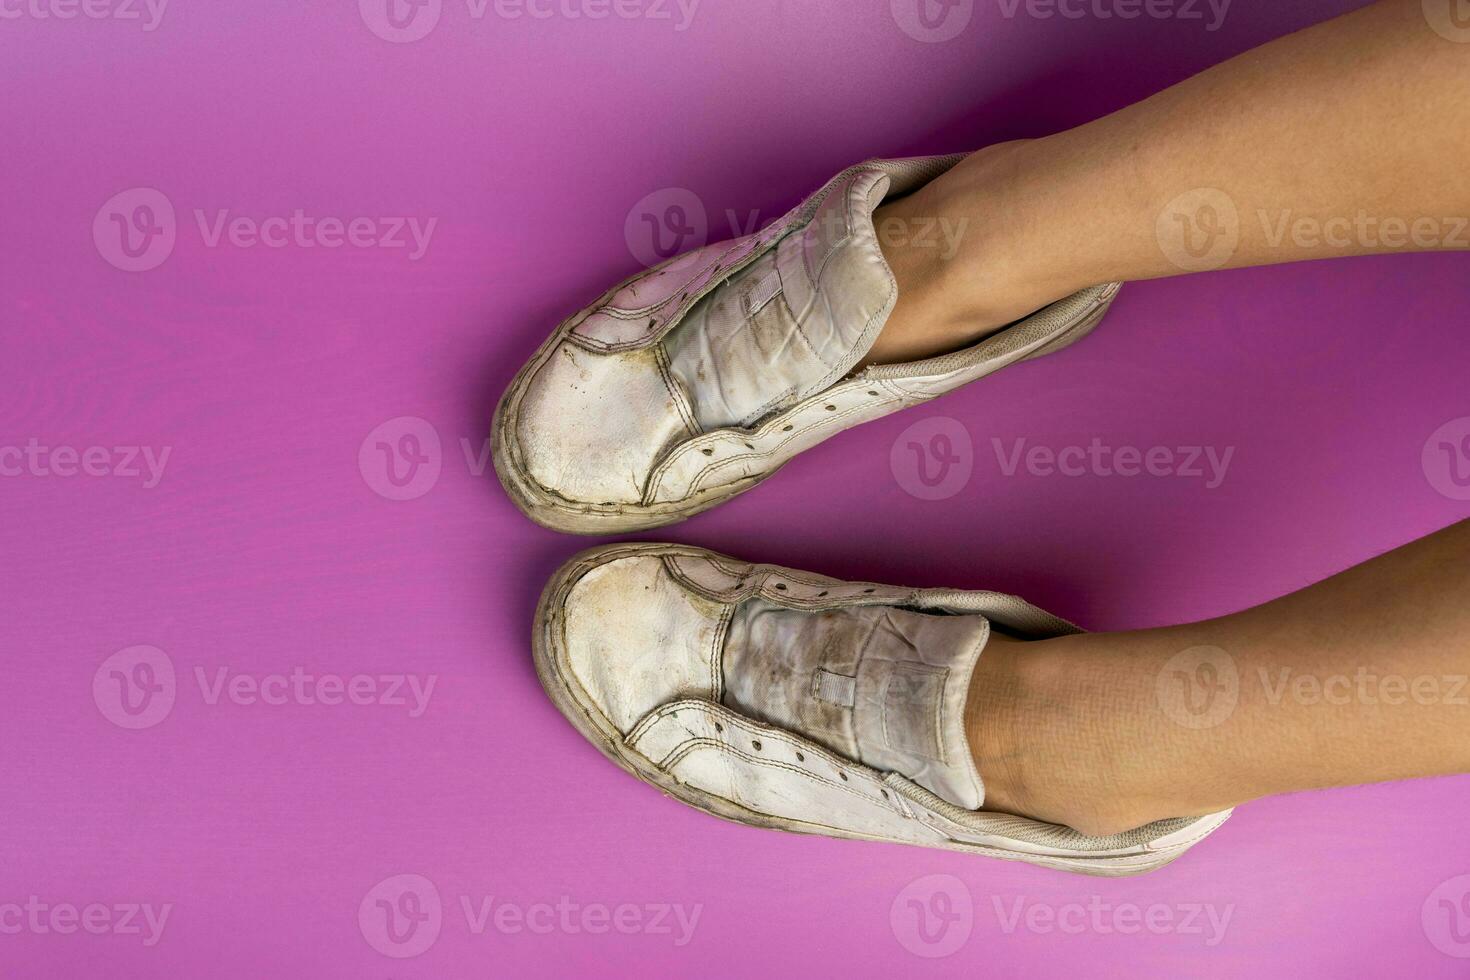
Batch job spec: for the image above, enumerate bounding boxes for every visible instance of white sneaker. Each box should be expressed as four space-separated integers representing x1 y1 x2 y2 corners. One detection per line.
494 155 1120 534
534 543 1231 876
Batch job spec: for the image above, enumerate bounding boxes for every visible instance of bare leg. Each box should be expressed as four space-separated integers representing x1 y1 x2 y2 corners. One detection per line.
964 519 1470 836
867 0 1470 366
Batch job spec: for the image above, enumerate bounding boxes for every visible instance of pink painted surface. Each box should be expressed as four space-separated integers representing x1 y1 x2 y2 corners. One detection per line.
4 0 1469 975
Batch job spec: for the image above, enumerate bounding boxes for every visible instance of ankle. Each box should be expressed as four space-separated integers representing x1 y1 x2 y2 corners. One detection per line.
864 139 1088 366
966 632 1214 837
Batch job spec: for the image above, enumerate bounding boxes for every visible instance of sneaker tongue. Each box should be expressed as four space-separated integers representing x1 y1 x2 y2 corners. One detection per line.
662 167 897 430
721 598 990 810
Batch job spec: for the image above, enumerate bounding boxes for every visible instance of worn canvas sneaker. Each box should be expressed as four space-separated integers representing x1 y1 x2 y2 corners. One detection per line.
534 544 1231 876
493 155 1121 534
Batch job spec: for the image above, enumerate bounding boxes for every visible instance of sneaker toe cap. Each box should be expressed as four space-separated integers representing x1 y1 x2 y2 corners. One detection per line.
540 549 728 735
506 339 693 507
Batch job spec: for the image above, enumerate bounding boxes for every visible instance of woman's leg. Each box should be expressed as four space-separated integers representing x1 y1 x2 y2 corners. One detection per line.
867 0 1470 366
964 518 1470 837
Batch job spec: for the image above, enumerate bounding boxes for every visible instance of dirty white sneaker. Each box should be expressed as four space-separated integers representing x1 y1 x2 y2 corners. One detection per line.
534 544 1231 876
494 155 1120 534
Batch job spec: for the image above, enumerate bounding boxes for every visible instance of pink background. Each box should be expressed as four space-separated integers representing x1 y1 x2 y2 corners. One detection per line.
5 0 1470 975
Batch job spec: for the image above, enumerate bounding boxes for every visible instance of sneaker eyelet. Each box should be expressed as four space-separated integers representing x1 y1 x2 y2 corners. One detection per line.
839 772 849 782
781 424 793 432
773 583 787 590
824 404 836 411
701 448 713 456
751 740 762 751
795 751 805 762
714 722 723 733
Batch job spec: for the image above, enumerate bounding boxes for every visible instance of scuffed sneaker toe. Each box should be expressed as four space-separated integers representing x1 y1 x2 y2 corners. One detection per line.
537 547 728 736
504 340 693 515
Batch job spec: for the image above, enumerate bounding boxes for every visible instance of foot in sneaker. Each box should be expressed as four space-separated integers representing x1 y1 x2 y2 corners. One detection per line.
533 543 1230 876
493 155 1120 534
